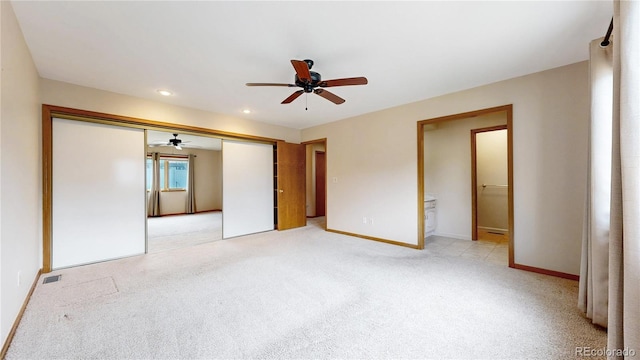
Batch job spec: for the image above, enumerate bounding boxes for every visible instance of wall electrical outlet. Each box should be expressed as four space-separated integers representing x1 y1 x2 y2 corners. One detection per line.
362 216 367 224
370 218 374 225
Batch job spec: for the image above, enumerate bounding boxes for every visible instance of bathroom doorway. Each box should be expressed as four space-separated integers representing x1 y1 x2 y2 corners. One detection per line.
471 126 508 242
418 105 513 267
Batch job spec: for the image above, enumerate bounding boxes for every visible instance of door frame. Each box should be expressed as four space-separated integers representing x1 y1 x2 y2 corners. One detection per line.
302 138 327 229
417 104 514 268
315 151 326 217
42 104 281 273
471 125 508 241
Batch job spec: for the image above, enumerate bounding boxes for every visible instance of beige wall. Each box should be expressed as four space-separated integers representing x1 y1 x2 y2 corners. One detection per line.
424 113 507 240
197 149 222 211
305 143 326 217
0 1 42 346
302 61 589 276
40 78 301 144
147 146 222 216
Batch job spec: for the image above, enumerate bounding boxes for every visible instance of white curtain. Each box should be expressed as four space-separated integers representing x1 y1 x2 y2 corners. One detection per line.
581 0 640 355
608 0 640 356
147 152 161 217
578 38 613 327
186 154 196 214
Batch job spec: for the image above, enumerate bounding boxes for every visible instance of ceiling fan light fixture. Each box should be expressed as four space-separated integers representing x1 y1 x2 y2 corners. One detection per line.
246 59 367 106
157 89 173 96
243 109 251 114
175 145 182 150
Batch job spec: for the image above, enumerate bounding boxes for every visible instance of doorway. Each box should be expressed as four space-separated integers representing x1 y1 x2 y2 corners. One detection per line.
145 130 224 253
418 105 514 267
303 139 327 229
471 126 509 242
315 151 326 216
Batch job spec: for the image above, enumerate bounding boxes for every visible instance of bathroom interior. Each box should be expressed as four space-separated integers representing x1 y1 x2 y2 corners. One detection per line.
423 111 509 264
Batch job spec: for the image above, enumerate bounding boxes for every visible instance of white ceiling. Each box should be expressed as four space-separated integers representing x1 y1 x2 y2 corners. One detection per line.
11 1 612 130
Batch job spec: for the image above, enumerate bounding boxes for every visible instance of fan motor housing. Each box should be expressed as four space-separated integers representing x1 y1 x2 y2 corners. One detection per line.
295 71 322 92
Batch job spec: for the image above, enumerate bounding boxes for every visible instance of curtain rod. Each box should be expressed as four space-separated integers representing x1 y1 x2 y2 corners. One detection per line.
601 18 613 47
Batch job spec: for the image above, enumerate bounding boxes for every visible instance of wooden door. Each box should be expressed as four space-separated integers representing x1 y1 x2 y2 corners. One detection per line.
276 141 306 230
315 151 326 216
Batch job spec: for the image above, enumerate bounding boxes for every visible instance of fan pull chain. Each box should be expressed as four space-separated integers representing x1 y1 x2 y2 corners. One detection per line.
305 93 308 111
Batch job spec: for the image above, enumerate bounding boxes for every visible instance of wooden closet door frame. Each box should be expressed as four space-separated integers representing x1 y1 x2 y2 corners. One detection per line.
42 104 280 273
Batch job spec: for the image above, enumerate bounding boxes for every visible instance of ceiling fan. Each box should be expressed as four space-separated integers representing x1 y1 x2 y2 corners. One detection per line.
148 133 190 150
246 59 368 105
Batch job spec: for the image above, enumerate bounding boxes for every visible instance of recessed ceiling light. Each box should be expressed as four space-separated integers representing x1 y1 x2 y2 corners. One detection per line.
157 89 173 96
243 109 251 114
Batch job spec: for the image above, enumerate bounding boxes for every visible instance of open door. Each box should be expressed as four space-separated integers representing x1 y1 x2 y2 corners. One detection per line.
276 141 306 230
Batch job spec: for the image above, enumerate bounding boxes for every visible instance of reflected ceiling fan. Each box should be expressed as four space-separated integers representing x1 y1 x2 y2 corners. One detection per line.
246 59 368 106
148 133 191 150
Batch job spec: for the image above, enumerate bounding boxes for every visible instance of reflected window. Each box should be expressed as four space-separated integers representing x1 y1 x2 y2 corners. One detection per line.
146 156 188 191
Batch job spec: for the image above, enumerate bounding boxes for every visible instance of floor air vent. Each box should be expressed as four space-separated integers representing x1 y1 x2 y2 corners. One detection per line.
43 275 61 284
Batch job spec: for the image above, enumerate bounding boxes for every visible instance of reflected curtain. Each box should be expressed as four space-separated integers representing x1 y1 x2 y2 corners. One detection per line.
608 0 640 355
186 154 196 214
147 152 161 216
579 38 613 327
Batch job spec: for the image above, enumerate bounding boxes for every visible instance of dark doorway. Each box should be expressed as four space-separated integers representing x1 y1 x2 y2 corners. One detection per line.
315 151 326 216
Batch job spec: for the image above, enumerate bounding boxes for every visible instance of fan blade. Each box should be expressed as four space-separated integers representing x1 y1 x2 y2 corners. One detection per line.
180 144 202 149
314 89 345 104
282 90 304 104
291 60 311 83
246 83 297 87
319 77 368 87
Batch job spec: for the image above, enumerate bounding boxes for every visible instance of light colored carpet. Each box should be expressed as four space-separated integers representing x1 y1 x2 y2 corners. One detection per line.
7 218 606 359
147 211 222 253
